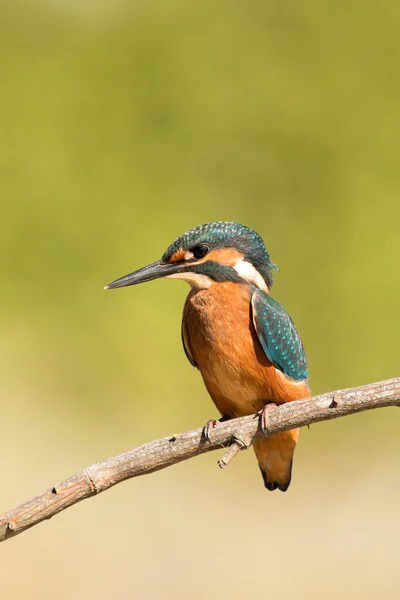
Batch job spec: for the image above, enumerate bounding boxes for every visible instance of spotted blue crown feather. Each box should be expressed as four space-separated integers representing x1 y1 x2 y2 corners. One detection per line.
163 221 278 288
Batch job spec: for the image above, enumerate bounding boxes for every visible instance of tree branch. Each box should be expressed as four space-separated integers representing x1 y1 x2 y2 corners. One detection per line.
1 377 399 543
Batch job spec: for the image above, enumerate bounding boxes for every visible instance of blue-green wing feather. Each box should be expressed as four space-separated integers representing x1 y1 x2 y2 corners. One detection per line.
251 289 308 381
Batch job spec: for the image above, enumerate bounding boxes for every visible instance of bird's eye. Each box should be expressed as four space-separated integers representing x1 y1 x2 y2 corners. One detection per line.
192 244 210 260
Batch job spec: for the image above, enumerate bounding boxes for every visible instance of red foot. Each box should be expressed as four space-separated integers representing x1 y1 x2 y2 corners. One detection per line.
260 402 278 436
202 414 231 442
203 419 218 442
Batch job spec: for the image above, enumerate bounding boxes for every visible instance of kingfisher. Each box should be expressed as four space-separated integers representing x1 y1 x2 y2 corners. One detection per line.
105 222 310 491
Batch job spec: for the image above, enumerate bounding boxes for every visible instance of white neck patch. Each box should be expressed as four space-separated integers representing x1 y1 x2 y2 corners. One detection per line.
234 259 267 290
166 271 212 289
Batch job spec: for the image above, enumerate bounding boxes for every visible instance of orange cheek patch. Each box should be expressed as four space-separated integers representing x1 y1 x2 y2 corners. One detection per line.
169 248 186 263
205 248 244 266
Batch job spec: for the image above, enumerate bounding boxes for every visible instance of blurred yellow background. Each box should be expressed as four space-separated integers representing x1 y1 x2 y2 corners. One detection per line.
1 1 400 598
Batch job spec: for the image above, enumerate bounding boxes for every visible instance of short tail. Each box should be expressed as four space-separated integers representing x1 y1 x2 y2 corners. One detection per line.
253 428 299 492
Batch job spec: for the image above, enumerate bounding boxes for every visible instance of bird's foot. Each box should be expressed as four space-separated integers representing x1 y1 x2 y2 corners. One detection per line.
259 402 278 436
202 414 231 442
203 420 217 442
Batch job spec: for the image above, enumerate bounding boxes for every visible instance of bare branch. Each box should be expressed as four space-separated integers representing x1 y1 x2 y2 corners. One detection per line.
0 377 399 543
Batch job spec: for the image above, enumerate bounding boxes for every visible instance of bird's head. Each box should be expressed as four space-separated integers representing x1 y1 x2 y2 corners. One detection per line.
105 221 277 292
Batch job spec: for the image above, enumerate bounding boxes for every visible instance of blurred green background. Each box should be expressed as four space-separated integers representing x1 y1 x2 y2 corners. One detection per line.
1 0 400 598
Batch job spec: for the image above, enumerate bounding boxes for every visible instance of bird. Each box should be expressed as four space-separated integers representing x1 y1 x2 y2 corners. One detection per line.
105 221 310 491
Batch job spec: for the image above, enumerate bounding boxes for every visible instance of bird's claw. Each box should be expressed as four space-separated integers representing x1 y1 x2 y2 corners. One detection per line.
202 419 218 442
259 402 278 436
202 414 231 442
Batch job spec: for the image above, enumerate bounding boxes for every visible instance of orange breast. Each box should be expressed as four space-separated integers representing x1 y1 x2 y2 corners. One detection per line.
183 282 309 418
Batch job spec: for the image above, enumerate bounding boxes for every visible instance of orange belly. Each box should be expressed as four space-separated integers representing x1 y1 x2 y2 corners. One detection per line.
183 281 309 418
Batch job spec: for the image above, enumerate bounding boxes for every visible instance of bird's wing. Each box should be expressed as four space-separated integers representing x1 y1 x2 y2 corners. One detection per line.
181 319 198 368
251 289 308 381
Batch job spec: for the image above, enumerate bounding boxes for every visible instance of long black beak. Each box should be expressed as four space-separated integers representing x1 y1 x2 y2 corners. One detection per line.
104 259 180 290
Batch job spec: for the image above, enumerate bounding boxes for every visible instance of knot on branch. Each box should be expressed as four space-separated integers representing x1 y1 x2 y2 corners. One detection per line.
329 394 339 408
